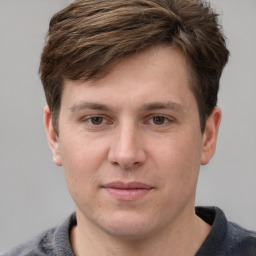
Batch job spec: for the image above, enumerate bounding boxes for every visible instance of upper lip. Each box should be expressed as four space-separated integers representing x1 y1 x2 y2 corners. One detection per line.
102 181 153 189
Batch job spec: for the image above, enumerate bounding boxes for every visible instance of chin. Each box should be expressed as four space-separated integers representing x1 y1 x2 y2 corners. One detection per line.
98 212 157 240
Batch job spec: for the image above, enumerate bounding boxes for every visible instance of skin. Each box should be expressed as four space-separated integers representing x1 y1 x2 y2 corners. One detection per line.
45 45 221 256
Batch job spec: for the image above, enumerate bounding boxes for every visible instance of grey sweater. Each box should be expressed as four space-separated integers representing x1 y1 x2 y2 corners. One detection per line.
4 207 256 256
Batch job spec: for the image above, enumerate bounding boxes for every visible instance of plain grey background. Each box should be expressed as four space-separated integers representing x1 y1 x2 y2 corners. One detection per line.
0 0 256 252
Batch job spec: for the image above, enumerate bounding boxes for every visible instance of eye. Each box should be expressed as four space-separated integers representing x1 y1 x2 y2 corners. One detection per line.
146 115 172 126
80 115 113 131
151 116 167 125
89 116 105 125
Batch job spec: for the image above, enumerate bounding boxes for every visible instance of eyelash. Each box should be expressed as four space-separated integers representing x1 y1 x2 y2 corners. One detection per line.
145 115 173 127
81 114 173 128
82 116 112 126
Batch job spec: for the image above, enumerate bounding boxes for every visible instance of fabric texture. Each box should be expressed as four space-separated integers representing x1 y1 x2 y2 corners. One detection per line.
4 207 256 256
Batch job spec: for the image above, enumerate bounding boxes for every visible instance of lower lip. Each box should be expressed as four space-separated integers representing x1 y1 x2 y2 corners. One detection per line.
103 188 152 201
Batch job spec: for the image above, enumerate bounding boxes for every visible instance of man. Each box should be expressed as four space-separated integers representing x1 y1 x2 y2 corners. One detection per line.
4 0 256 255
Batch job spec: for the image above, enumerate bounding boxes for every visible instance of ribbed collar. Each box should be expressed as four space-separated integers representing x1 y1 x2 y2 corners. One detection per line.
195 206 227 255
54 213 77 256
52 206 227 256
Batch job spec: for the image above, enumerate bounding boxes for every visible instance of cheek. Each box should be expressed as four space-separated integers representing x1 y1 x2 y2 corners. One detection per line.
58 135 108 193
150 131 202 187
59 143 104 214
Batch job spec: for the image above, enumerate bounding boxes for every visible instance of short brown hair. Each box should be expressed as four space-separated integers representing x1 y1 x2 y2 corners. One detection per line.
39 0 229 132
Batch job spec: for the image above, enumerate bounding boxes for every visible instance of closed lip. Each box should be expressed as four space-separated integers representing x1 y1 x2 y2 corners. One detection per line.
102 181 153 189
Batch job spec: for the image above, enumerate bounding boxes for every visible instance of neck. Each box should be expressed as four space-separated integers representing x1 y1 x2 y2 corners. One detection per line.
70 208 211 256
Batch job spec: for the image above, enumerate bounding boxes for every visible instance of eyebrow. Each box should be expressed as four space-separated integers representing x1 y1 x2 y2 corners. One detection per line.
70 102 111 112
69 101 185 113
140 102 185 113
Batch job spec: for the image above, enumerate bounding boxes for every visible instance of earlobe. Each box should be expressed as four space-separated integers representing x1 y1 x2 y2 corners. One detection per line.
44 105 62 166
200 106 222 165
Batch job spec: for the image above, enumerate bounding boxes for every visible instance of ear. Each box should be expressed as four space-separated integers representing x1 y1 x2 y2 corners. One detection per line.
44 105 62 166
200 106 222 165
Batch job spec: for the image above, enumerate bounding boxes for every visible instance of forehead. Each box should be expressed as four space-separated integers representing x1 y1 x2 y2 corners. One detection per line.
100 45 190 84
61 45 195 111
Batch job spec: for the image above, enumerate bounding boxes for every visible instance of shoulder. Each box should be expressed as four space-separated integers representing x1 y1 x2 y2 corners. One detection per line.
196 206 256 256
226 221 256 255
3 213 76 256
3 228 57 256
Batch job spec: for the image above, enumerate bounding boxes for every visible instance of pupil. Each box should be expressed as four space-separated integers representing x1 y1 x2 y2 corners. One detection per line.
91 117 103 125
153 116 164 125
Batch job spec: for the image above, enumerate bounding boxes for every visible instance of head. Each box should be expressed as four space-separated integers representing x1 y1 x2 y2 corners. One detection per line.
39 0 229 134
41 0 229 244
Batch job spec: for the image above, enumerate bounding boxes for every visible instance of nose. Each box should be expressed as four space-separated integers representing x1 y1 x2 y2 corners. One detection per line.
108 123 146 169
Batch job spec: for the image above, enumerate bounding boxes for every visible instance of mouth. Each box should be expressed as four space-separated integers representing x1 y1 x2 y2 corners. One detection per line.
101 181 153 201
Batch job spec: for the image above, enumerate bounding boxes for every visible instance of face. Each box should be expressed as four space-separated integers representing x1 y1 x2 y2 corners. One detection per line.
45 45 221 240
